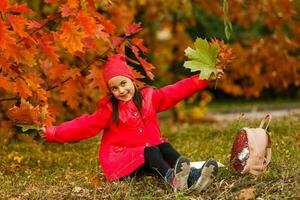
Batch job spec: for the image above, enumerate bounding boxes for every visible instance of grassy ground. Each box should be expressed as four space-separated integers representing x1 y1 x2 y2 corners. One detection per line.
208 98 300 113
0 115 299 199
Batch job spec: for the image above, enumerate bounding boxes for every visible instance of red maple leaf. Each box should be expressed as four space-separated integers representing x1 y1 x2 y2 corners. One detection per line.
125 22 142 36
7 4 33 13
112 37 125 48
128 66 146 88
131 46 155 80
131 37 148 53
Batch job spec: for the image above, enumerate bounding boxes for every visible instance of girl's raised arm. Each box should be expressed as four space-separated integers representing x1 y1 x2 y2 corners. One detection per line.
44 105 111 143
153 75 209 112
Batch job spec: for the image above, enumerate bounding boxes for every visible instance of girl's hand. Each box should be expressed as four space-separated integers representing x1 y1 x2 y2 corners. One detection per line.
13 124 46 140
38 127 46 140
210 69 224 80
216 68 224 79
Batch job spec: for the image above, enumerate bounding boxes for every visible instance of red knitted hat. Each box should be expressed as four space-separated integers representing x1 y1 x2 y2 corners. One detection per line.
102 54 135 83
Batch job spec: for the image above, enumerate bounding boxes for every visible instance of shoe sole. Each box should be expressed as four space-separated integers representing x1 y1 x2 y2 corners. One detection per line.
173 156 191 191
190 158 218 191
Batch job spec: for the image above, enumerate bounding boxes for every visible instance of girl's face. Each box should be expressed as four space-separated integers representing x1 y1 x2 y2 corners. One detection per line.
108 76 135 101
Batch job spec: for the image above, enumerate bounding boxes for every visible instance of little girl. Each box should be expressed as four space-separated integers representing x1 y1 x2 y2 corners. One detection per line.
40 54 221 192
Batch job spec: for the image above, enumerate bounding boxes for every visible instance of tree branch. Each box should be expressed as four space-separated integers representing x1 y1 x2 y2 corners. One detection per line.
16 14 60 44
0 97 18 102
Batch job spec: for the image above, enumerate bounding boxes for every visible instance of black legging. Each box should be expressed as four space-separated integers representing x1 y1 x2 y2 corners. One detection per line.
143 142 181 177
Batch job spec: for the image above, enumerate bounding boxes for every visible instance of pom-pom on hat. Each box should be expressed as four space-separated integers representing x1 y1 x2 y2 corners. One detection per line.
103 54 135 83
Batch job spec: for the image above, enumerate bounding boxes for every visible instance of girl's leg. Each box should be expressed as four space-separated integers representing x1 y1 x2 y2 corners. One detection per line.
145 146 191 191
156 142 181 167
144 146 170 178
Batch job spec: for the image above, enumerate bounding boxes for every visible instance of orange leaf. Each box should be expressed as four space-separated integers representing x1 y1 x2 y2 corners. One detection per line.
7 14 28 38
0 73 14 92
24 72 45 86
87 0 96 10
112 37 125 48
27 20 43 30
39 104 55 125
39 40 60 62
132 37 148 53
7 4 33 13
129 66 146 87
0 0 8 12
49 63 68 80
60 79 81 109
0 18 16 49
16 78 32 99
36 88 49 103
59 21 86 54
59 4 76 17
6 98 40 124
75 11 97 36
95 24 110 43
94 13 116 34
0 60 10 70
87 65 108 92
82 37 97 49
63 68 81 79
131 46 155 80
66 0 79 9
48 103 60 121
17 45 37 67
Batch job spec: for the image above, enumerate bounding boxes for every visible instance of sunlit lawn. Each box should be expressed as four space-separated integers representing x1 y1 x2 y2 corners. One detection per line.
0 115 299 199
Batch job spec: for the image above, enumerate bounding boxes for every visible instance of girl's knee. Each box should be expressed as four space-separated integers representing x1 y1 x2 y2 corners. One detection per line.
144 146 160 156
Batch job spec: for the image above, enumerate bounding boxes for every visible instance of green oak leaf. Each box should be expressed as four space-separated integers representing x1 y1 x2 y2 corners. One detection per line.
184 37 220 79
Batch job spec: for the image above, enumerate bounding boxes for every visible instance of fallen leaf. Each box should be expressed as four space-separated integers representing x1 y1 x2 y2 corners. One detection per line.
236 188 256 200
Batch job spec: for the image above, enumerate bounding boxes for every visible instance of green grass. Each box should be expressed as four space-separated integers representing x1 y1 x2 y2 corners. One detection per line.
0 116 299 199
208 98 300 113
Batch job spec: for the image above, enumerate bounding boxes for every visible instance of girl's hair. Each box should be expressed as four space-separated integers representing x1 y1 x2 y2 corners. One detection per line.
111 86 143 124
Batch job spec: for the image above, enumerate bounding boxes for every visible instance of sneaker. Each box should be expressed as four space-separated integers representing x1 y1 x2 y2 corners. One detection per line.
187 158 218 191
165 156 191 192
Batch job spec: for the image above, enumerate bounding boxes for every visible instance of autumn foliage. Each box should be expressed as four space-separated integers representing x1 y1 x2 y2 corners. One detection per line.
0 0 299 139
0 0 158 129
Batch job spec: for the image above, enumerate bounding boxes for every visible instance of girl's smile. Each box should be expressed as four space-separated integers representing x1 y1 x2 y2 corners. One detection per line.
108 76 135 101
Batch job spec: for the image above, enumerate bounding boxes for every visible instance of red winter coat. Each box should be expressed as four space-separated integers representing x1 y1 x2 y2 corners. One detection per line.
45 75 208 180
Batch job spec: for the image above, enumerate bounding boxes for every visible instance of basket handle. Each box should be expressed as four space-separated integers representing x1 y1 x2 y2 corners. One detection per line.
259 114 271 130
